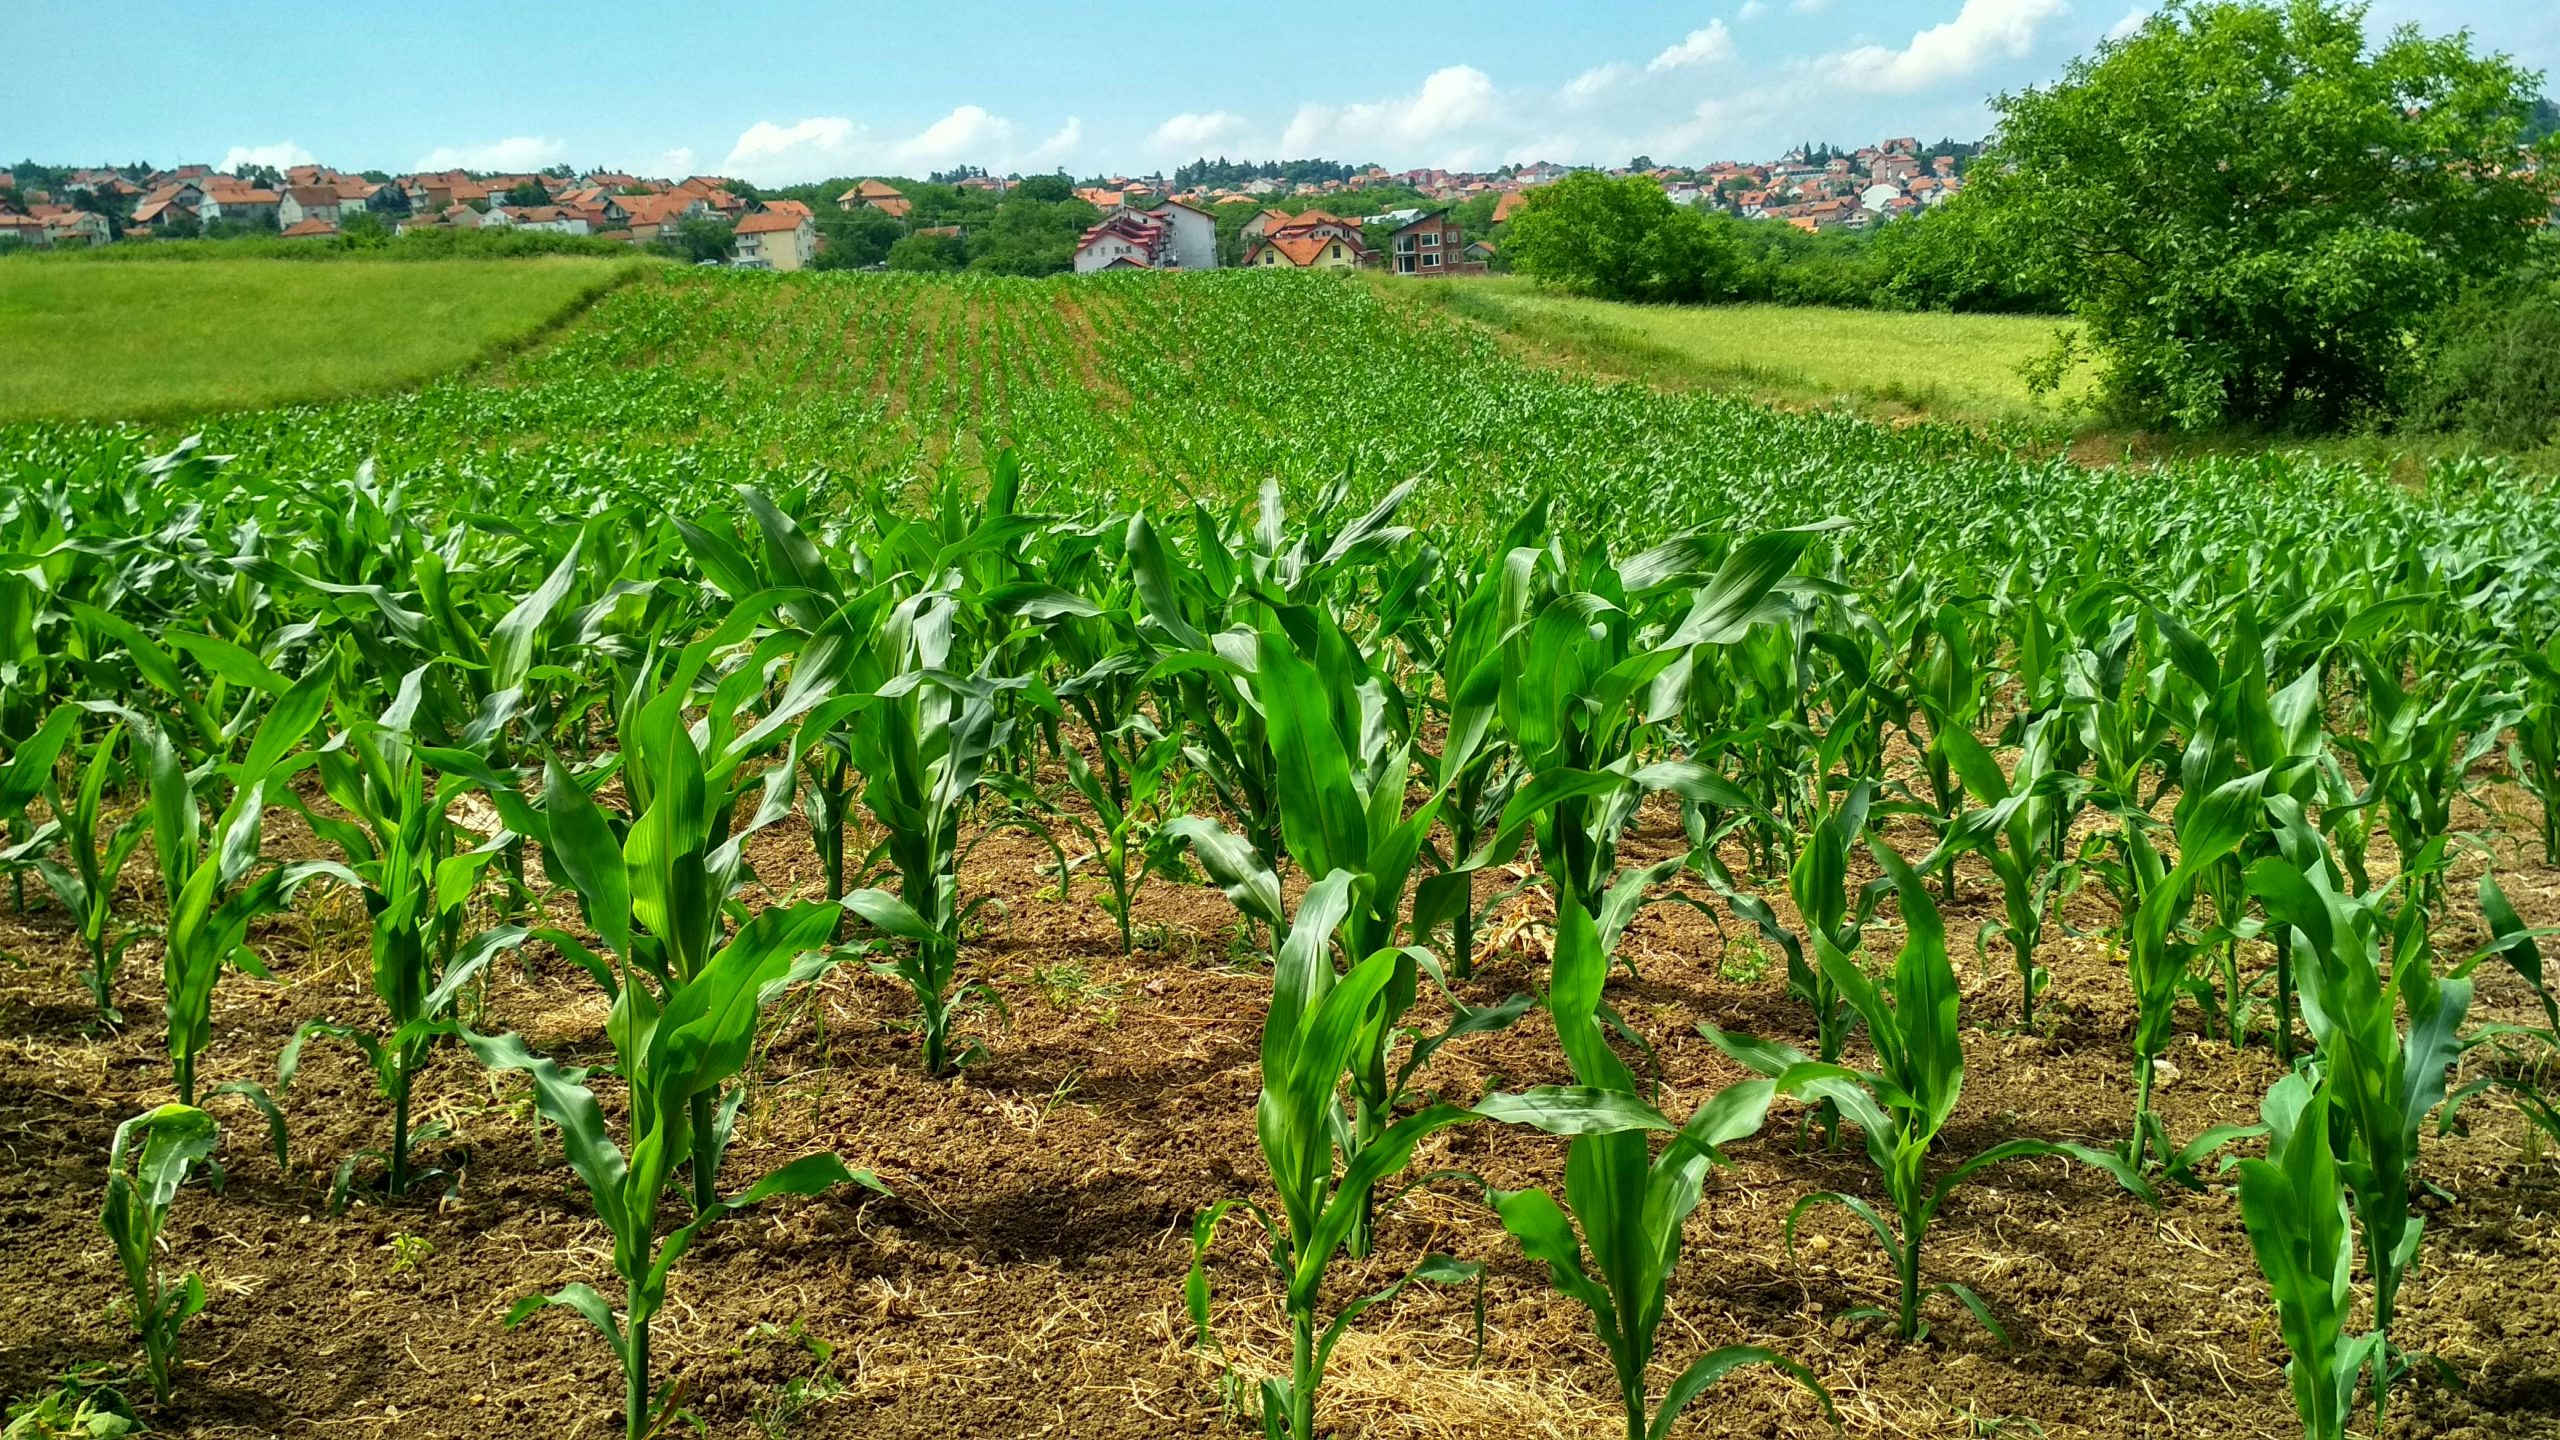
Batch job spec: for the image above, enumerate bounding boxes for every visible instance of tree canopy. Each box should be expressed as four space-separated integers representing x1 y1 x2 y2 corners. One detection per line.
1962 0 2548 430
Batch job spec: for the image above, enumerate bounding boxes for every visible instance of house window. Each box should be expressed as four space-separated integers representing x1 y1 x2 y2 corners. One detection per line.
1329 243 1341 259
1420 231 1438 248
1422 253 1439 268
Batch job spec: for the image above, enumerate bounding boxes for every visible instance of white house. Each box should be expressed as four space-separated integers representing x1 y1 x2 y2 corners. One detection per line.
1858 182 1903 212
1137 199 1218 270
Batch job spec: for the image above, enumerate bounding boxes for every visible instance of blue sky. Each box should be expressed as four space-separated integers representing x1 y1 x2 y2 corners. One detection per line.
4 1 2549 182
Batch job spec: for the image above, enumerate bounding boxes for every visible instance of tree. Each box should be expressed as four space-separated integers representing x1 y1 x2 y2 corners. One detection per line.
885 231 965 273
505 179 548 207
656 216 735 264
968 193 1101 276
1965 0 2548 430
811 208 903 270
1009 173 1073 204
1506 172 1743 304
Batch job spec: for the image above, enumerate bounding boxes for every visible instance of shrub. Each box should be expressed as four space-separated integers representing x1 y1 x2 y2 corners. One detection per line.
2404 259 2560 449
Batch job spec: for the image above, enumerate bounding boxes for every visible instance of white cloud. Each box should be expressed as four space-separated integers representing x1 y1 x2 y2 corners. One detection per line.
1828 0 2068 93
1561 62 1634 102
1147 110 1251 156
720 106 1080 184
1281 65 1501 160
2105 5 2150 40
1650 21 1736 71
655 147 696 176
219 141 314 172
1023 118 1084 170
413 135 569 172
1737 0 1770 18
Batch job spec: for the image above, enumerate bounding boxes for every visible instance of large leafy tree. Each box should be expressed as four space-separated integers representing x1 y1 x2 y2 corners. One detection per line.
1966 0 2546 430
1507 172 1743 304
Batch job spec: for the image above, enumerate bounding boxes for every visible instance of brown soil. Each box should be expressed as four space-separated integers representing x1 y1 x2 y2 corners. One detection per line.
4 788 2558 1440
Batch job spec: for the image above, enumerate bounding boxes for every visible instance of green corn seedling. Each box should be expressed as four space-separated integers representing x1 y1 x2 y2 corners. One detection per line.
2246 812 2472 1425
467 901 882 1440
0 702 78 915
279 669 530 1198
1707 844 2153 1341
101 1104 218 1405
2235 1071 2381 1440
32 720 151 1023
2122 770 2269 1175
1186 871 1494 1440
836 588 1042 1077
134 671 334 1106
1929 712 2086 1028
1054 722 1184 956
1486 892 1833 1440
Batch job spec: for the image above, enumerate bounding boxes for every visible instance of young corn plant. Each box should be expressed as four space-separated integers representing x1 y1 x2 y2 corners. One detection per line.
837 587 1043 1077
101 1104 218 1406
489 632 840 1208
2446 873 2560 1155
135 671 334 1107
1928 713 2086 1028
1168 605 1535 1257
1422 524 1835 966
2122 770 2270 1176
2507 637 2560 865
1485 894 1833 1440
1699 770 1889 1146
2246 815 2472 1426
1053 723 1184 956
2235 1070 2381 1440
0 702 78 915
279 671 530 1199
31 720 150 1024
1188 871 1592 1440
467 901 881 1440
1705 845 2153 1341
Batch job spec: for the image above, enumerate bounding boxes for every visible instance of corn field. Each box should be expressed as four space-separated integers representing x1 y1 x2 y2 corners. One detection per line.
2 269 2557 1440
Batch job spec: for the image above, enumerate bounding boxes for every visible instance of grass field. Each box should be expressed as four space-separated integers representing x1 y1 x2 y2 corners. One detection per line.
0 257 642 422
1421 276 2092 427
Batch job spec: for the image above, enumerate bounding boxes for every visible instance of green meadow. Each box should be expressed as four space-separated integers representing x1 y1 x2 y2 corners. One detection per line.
0 257 640 422
1424 275 2093 427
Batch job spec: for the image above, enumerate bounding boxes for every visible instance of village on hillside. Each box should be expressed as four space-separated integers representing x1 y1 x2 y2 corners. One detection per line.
0 136 1976 274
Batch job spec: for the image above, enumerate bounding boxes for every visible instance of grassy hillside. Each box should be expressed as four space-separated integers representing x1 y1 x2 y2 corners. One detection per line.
1419 276 2091 427
0 257 642 422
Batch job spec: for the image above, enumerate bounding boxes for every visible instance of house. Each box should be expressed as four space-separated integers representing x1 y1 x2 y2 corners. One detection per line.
619 191 707 244
1073 211 1175 271
1492 190 1530 223
1240 208 1293 243
280 217 339 239
132 181 203 226
198 184 280 225
836 179 910 217
1244 223 1369 270
495 206 591 235
760 199 814 221
0 213 51 248
277 186 343 228
733 208 818 271
1126 198 1217 269
1858 182 1903 212
36 208 111 246
1463 239 1497 264
1383 211 1480 277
